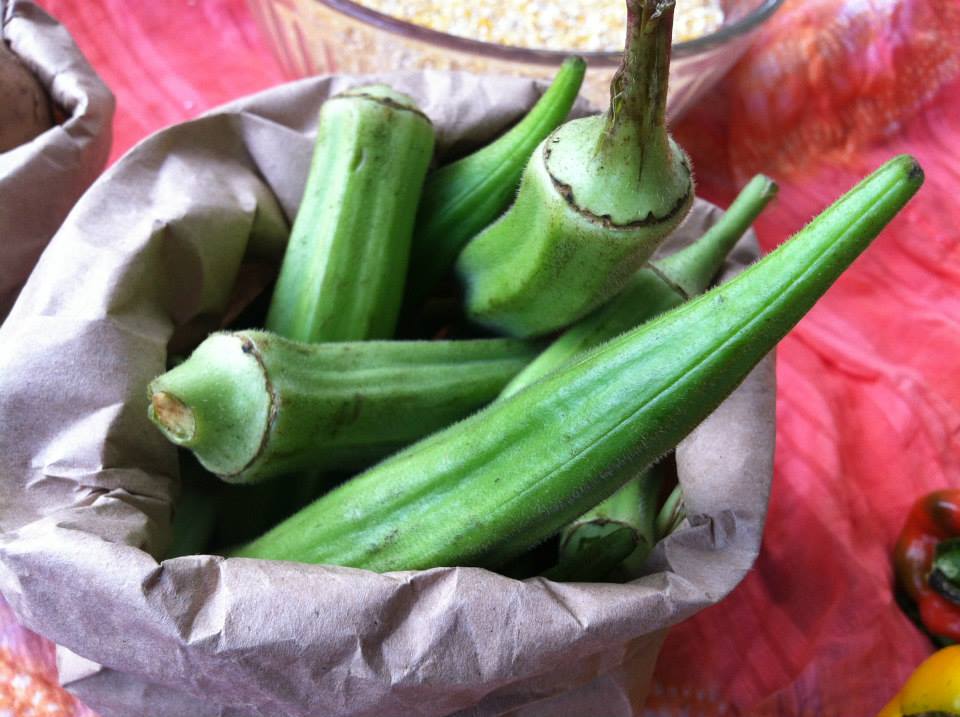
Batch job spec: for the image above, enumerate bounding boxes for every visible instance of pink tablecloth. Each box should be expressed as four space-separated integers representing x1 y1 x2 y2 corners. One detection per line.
5 0 960 714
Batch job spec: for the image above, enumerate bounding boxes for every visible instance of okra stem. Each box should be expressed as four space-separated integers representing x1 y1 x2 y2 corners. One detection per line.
654 483 685 540
600 1 672 159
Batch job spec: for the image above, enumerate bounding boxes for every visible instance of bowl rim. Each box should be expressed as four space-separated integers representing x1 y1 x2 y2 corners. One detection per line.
317 0 785 66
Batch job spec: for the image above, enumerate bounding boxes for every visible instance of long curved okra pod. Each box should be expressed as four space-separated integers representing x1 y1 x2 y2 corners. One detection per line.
148 333 536 484
233 155 923 571
404 57 586 306
265 85 435 342
457 0 693 337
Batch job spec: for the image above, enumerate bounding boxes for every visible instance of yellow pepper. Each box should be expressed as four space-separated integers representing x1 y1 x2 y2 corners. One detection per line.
879 646 960 716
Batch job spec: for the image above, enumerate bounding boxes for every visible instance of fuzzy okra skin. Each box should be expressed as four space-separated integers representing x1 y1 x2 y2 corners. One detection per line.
265 85 435 342
500 174 778 398
457 1 693 338
404 56 586 306
232 155 923 571
148 331 537 484
544 468 662 582
526 176 777 581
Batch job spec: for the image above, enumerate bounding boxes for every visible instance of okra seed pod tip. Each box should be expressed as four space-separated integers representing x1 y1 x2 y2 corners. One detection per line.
655 173 778 298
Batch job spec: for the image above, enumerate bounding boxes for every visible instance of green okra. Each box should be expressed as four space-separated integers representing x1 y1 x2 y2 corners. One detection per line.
232 155 922 572
148 331 536 484
545 467 663 582
655 483 685 541
500 174 778 398
265 85 435 342
499 176 775 580
404 56 586 306
490 176 774 579
165 456 219 559
456 1 694 338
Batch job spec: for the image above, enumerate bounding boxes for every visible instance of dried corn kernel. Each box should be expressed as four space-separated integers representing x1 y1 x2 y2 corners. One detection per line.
358 0 724 51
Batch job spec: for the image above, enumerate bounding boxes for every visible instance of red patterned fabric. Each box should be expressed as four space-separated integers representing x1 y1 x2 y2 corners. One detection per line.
5 0 957 714
656 1 960 713
0 599 97 716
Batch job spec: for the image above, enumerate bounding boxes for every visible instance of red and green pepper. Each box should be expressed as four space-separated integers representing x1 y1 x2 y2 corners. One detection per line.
895 490 960 643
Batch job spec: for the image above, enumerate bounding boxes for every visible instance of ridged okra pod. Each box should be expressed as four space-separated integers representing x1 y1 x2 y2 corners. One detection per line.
404 57 586 305
500 174 778 398
265 85 435 342
545 468 663 582
148 332 536 484
504 176 776 579
233 156 922 571
457 1 693 337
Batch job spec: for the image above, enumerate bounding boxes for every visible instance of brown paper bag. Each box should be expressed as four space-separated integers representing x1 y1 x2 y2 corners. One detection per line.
0 72 774 717
0 0 114 318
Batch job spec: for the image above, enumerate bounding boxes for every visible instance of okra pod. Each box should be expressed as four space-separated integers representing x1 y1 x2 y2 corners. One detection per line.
545 468 662 582
500 174 778 398
404 56 586 305
655 483 685 541
148 332 536 484
233 155 922 572
213 471 327 549
265 85 435 342
165 456 219 558
456 1 693 337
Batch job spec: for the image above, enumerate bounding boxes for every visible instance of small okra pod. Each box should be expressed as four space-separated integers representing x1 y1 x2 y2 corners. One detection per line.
164 456 219 559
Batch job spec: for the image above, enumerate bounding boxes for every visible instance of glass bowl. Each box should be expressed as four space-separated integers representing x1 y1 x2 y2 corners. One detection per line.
248 0 783 117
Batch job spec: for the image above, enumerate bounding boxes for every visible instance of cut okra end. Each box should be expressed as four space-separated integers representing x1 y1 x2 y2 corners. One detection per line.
149 391 197 444
147 333 273 481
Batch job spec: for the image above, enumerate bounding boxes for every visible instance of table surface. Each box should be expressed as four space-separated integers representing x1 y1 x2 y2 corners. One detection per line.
4 0 960 714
